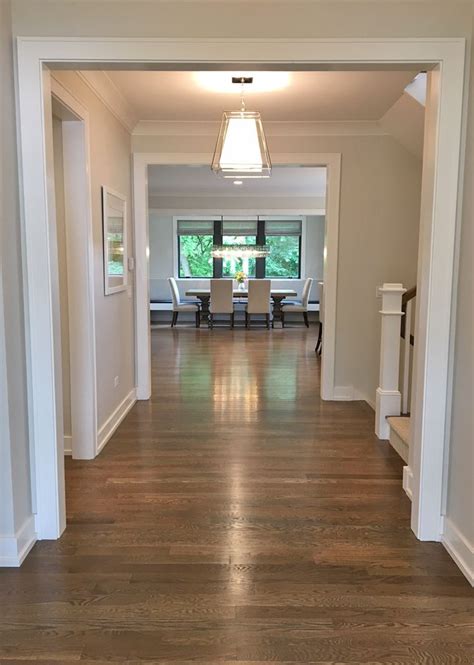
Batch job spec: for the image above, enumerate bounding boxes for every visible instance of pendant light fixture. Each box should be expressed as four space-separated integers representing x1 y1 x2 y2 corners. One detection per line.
211 77 272 179
211 216 270 259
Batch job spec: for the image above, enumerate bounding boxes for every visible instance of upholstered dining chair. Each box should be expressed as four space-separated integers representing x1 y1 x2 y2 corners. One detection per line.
281 277 313 327
246 279 272 329
168 277 200 328
315 280 324 354
209 279 234 328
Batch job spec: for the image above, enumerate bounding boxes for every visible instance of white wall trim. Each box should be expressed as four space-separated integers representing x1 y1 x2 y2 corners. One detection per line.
50 75 98 462
0 515 37 567
149 193 326 203
403 465 414 500
14 36 467 551
441 517 474 586
97 388 137 455
151 207 326 216
133 119 387 137
135 151 340 403
76 71 138 133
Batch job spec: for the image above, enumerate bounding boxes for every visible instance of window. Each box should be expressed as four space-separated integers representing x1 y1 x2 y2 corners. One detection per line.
264 220 302 278
222 219 257 277
176 217 302 279
178 220 214 278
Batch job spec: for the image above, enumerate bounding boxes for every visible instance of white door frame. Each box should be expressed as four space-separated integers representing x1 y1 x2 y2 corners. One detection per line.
15 37 466 543
133 152 340 402
50 76 98 463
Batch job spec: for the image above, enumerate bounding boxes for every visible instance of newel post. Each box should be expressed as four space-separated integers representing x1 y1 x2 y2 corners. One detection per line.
375 283 406 439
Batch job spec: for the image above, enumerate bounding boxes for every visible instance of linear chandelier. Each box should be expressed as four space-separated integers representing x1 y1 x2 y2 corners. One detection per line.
211 77 272 179
211 244 270 259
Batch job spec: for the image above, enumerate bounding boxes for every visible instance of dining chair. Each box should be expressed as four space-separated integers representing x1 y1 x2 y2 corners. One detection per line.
168 277 200 328
281 277 313 327
245 279 272 329
209 279 234 328
315 281 324 354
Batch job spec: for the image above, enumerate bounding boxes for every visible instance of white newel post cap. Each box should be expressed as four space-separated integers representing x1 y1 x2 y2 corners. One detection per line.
379 283 407 316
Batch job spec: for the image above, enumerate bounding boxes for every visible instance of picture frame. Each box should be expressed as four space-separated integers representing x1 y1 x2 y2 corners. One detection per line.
102 186 127 295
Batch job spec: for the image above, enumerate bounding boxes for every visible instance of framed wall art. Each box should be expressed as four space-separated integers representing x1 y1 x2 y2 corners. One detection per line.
102 186 127 295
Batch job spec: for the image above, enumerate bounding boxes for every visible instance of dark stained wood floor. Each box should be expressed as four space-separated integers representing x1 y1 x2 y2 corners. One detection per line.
1 327 473 663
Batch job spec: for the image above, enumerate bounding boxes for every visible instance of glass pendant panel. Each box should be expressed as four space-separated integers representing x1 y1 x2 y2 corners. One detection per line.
212 111 272 178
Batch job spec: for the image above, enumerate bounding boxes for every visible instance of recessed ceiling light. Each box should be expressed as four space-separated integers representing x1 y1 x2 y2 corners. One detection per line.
194 71 291 94
233 180 243 185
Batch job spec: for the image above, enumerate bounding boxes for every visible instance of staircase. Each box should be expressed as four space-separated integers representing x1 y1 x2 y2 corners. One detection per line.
386 415 410 463
375 283 416 463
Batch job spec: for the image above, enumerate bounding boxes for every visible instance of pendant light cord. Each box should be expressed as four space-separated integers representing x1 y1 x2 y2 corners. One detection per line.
240 78 246 113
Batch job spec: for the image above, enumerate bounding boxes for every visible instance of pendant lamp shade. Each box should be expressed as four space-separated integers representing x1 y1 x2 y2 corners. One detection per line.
211 111 272 179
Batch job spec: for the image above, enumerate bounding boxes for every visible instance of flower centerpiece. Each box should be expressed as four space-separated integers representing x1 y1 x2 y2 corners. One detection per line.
235 270 247 291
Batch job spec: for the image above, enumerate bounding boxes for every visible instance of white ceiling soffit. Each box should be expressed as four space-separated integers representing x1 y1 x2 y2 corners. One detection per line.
405 72 427 107
105 70 417 123
379 92 426 159
147 165 327 199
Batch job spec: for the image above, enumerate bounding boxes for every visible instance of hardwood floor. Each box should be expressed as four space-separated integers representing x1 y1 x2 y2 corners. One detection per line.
1 327 472 663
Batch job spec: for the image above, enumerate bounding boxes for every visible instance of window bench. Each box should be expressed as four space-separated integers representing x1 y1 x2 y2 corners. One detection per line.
150 300 320 312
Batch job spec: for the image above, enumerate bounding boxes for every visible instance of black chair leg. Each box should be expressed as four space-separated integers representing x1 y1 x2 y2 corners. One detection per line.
303 312 309 328
195 310 200 328
266 314 270 330
171 311 178 327
208 313 213 329
245 311 249 328
316 321 323 355
230 313 235 329
281 312 285 328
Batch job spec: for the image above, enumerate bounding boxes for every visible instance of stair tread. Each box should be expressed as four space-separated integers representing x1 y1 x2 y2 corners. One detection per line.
387 416 410 444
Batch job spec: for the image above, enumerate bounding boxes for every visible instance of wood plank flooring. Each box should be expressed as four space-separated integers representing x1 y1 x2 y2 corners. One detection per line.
1 327 472 663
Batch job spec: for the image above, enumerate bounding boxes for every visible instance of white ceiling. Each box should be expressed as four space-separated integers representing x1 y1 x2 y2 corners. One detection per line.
147 165 327 197
107 70 417 122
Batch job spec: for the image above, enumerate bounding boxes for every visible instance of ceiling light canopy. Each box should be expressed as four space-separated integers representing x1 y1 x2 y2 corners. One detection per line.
211 77 272 179
195 71 290 94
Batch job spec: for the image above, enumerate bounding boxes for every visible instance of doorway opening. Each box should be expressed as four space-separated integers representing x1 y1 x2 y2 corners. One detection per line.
146 164 326 333
15 38 466 553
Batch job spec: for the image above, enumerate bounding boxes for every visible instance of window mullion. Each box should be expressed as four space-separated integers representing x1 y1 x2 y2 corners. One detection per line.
256 218 266 279
213 219 223 278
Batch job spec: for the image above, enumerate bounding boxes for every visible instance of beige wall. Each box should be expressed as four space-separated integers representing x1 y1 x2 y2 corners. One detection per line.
51 71 135 432
0 0 31 538
11 1 474 40
137 130 422 404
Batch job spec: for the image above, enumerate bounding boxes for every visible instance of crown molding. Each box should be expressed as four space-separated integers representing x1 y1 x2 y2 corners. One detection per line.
76 71 139 133
148 194 326 205
133 119 388 137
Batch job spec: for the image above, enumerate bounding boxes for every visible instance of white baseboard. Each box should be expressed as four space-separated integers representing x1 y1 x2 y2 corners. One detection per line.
403 465 413 500
333 385 355 400
332 386 375 411
97 388 136 454
441 517 474 586
64 434 72 455
0 515 37 567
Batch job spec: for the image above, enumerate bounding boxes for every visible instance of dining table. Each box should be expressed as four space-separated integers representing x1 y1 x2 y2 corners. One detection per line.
185 287 298 326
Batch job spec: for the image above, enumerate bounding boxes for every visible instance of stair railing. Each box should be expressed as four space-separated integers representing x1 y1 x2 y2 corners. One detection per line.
400 286 416 415
375 283 407 439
